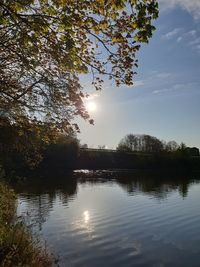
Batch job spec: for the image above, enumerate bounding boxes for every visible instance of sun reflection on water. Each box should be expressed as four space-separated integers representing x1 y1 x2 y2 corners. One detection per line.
83 210 90 223
70 209 96 240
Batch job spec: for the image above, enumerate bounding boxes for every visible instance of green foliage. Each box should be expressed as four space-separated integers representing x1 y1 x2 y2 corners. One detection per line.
0 0 158 134
0 183 16 224
0 182 53 267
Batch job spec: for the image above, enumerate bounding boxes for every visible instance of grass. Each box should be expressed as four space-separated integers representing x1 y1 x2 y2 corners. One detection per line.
0 182 54 267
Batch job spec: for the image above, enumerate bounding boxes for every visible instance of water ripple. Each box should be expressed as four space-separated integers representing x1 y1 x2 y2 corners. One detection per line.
16 175 200 267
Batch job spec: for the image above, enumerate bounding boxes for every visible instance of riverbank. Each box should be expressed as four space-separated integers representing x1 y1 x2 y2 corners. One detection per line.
0 182 53 267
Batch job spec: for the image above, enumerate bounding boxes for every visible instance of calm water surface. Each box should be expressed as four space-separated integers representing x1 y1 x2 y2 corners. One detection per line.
15 171 200 267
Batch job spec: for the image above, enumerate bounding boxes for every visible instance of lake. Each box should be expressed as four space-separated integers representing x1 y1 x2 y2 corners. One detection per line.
15 171 200 267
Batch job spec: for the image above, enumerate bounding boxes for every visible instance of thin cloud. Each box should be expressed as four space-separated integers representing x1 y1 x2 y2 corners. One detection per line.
178 29 197 42
152 83 196 95
173 29 200 50
187 30 197 36
159 0 200 20
188 34 200 51
148 71 173 82
153 88 170 94
156 72 172 79
162 28 181 40
123 79 144 89
133 80 144 87
189 37 200 46
177 36 183 42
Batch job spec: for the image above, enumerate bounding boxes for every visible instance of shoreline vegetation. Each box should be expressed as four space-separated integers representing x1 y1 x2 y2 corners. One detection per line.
1 119 200 179
0 182 53 267
1 132 200 180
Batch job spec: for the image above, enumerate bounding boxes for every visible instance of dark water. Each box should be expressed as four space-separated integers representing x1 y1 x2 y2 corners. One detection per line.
15 171 200 267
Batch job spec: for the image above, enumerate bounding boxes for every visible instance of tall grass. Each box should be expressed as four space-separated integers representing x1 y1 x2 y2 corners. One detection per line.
0 182 53 267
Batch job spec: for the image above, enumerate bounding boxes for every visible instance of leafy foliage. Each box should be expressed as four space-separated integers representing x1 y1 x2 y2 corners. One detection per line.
0 117 79 169
0 182 15 224
0 0 158 133
0 117 60 168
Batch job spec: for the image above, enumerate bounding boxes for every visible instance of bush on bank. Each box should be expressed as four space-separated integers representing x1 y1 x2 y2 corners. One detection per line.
0 182 53 267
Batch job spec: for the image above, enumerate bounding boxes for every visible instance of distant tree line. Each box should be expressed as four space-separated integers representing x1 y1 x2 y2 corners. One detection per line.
76 134 200 171
116 134 199 157
1 122 200 178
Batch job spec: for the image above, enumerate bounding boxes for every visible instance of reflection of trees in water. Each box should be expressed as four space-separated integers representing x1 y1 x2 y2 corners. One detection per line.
22 194 54 231
15 177 78 231
178 182 191 198
75 170 200 199
14 171 200 230
116 172 200 199
117 179 178 200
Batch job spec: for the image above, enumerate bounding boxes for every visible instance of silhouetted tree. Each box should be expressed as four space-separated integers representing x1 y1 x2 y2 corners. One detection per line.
117 134 164 153
165 141 179 152
117 134 139 152
186 147 200 157
81 144 88 149
41 135 80 172
98 145 106 150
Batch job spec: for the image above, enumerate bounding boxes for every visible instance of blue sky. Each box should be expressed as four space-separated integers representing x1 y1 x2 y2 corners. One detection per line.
77 0 200 149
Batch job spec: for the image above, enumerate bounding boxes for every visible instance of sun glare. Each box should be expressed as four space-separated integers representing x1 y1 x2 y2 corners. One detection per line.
83 210 90 223
86 101 97 112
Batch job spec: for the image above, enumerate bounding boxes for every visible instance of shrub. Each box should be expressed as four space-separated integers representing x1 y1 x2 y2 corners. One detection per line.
0 183 54 267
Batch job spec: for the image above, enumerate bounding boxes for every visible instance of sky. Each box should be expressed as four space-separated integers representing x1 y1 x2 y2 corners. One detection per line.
77 0 200 149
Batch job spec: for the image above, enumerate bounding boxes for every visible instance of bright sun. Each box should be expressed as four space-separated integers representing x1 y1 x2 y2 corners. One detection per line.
86 101 97 112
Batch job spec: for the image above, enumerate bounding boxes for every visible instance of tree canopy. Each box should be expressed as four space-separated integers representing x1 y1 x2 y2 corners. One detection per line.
116 134 200 156
0 0 158 134
117 134 164 152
